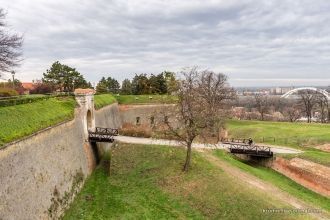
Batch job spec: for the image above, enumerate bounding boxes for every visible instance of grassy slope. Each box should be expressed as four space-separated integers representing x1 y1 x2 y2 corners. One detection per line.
227 120 330 148
0 97 75 147
115 95 178 105
227 120 330 166
213 150 330 212
94 94 117 110
64 144 309 220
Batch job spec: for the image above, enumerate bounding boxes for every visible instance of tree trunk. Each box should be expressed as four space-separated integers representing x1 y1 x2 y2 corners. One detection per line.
183 142 192 172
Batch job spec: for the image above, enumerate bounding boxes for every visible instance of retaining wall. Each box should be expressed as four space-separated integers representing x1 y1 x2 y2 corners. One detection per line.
119 104 174 126
272 157 330 197
95 103 122 153
0 100 120 219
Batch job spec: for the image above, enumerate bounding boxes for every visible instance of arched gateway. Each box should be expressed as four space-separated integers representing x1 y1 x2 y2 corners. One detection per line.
74 89 118 172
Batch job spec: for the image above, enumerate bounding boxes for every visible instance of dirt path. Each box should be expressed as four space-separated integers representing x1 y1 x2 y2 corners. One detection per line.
202 152 330 220
114 135 302 154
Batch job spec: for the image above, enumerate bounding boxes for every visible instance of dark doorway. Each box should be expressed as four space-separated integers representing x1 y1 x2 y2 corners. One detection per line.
90 142 100 165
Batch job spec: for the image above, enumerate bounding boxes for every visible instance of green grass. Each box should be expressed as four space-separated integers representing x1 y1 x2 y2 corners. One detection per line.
94 94 117 109
280 149 330 167
227 120 330 148
213 150 330 212
0 97 76 147
94 94 177 108
227 120 330 166
115 95 178 105
64 143 309 220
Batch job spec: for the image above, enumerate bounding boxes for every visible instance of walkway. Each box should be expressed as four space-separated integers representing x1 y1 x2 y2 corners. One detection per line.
114 136 302 154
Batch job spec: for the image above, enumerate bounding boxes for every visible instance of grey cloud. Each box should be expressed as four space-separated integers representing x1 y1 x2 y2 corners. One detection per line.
0 0 330 86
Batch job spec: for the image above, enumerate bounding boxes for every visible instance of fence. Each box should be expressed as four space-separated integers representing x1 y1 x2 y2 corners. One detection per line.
253 136 321 147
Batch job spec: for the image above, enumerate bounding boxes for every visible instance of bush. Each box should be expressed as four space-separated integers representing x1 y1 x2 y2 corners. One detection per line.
30 82 53 94
0 88 18 97
119 123 152 138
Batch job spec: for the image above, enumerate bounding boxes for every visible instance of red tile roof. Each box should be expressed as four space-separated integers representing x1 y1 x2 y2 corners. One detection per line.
21 82 35 90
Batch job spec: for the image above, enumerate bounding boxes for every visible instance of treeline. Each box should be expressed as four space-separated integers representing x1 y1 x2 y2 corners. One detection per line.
1 60 179 97
233 92 329 123
96 71 178 95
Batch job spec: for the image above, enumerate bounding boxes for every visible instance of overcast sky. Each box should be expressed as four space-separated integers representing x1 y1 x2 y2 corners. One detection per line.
1 0 330 87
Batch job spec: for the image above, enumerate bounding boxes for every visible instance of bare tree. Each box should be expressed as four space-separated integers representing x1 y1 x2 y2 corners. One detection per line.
283 106 301 122
254 93 268 121
0 9 23 76
298 90 317 123
315 94 329 123
162 67 236 172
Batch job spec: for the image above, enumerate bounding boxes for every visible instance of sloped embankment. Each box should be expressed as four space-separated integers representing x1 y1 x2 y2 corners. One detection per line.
273 157 330 197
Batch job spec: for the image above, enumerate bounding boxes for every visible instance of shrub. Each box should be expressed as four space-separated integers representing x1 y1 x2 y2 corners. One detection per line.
0 88 18 97
119 123 152 138
30 82 53 94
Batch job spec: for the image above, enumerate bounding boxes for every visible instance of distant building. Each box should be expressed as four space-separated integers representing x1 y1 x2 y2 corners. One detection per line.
270 87 294 95
21 82 35 94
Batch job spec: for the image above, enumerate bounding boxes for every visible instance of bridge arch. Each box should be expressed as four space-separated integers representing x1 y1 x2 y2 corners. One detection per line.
281 87 329 100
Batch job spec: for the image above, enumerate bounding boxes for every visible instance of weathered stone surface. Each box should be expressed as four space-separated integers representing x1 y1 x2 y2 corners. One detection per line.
0 94 120 219
94 103 122 155
0 113 88 220
119 104 174 126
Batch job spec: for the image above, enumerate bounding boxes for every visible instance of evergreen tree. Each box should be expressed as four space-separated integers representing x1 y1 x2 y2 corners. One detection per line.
132 74 150 95
149 73 167 94
42 61 89 92
106 77 120 93
96 77 108 93
121 79 132 94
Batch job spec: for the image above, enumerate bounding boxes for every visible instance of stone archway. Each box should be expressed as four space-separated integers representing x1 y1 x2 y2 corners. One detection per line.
74 89 98 173
86 110 93 131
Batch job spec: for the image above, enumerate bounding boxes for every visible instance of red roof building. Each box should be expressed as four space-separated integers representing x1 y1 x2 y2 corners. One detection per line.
21 82 36 94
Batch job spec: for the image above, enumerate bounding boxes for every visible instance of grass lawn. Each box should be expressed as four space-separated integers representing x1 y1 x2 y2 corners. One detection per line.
227 120 330 166
64 143 309 220
213 150 330 212
0 97 76 147
115 94 178 105
227 120 330 148
94 94 117 110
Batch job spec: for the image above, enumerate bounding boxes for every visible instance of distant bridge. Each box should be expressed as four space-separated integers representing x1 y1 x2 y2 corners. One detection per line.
281 87 329 100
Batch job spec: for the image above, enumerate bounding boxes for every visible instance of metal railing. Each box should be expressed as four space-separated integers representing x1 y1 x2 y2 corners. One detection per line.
228 144 273 157
88 127 119 143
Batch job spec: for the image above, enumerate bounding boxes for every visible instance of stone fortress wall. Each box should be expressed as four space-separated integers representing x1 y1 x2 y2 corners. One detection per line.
0 90 121 220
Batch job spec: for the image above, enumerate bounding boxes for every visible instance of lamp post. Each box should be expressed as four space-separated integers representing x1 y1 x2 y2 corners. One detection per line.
11 71 15 89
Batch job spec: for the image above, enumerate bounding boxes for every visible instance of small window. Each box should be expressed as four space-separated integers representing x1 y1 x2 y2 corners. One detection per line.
136 117 141 125
164 116 168 123
150 116 155 125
